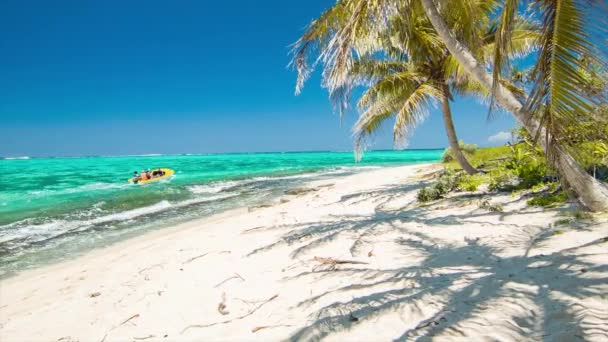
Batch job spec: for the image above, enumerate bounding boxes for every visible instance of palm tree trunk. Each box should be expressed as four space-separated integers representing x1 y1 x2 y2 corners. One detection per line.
420 0 608 211
440 83 478 175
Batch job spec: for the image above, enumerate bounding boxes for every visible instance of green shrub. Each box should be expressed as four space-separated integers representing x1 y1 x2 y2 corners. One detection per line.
572 211 593 220
434 168 459 193
553 219 572 227
575 141 608 181
560 210 593 220
505 143 548 188
461 142 478 154
488 168 518 191
530 182 558 193
417 169 460 202
442 141 478 162
457 174 485 192
417 186 441 202
527 191 568 207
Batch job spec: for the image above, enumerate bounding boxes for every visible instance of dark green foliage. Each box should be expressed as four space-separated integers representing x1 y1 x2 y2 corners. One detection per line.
527 191 568 207
504 130 549 188
416 186 441 202
417 169 460 202
457 174 484 192
561 210 593 220
553 219 571 227
488 168 518 191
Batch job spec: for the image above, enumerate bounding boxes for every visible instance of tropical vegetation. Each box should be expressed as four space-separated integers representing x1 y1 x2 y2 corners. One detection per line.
292 0 608 211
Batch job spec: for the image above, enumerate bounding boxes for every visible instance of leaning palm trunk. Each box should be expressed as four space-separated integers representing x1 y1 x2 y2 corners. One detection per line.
421 0 608 211
440 83 478 175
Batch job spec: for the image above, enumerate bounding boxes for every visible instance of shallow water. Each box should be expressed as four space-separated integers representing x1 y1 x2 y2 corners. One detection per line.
0 150 442 276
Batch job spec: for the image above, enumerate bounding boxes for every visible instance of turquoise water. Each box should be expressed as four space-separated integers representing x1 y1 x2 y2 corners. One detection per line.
0 150 442 277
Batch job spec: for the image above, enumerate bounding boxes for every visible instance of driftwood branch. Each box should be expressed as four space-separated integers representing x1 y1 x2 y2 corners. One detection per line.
312 256 369 270
133 335 155 340
214 273 245 288
99 313 140 342
182 250 231 264
313 256 369 265
181 294 279 334
138 264 163 274
251 324 293 333
119 314 140 326
183 253 209 264
242 226 267 233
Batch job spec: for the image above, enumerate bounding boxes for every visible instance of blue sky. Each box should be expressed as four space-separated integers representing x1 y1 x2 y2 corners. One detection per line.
0 0 516 157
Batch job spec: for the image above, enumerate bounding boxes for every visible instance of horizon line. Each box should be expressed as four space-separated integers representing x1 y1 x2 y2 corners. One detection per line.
1 147 448 160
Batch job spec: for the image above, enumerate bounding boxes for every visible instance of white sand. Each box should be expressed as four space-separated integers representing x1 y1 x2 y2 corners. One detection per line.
1 164 607 341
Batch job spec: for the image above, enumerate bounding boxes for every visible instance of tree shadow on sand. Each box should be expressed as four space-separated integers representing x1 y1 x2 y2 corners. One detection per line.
245 186 608 341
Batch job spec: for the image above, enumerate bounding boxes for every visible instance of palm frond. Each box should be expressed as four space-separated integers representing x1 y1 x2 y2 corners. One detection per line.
291 1 349 95
354 80 440 159
526 0 602 146
482 17 540 61
490 0 520 112
356 69 425 109
393 82 442 145
350 59 411 85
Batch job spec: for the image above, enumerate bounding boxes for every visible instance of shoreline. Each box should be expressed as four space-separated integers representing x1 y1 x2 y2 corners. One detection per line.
0 150 445 278
0 163 425 280
1 163 607 341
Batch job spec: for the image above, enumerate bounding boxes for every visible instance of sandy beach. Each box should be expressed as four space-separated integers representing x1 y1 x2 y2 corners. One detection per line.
1 163 607 341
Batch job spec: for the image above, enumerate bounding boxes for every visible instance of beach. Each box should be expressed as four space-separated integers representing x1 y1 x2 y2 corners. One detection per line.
1 163 607 341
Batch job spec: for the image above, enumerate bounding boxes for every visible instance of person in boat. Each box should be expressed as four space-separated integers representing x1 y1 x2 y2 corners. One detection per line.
140 170 150 181
153 168 164 177
132 171 141 184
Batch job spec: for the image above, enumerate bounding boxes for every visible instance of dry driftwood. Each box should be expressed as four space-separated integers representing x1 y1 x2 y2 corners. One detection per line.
312 256 369 271
99 313 140 342
119 314 140 326
214 273 245 288
251 324 293 333
218 292 229 315
183 252 209 264
133 335 155 340
182 250 230 264
138 263 163 274
181 294 279 334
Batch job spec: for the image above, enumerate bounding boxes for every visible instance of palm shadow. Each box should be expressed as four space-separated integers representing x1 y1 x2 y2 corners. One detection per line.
243 184 608 341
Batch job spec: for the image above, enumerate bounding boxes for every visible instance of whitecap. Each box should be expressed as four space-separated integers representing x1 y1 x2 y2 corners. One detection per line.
3 156 30 160
0 201 173 245
187 181 242 194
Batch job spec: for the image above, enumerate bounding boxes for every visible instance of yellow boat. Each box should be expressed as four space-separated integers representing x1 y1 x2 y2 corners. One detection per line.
128 168 175 184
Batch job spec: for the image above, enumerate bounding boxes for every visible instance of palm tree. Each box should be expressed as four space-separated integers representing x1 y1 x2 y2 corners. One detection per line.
418 0 608 211
346 57 476 174
293 1 535 176
292 1 492 174
293 0 608 211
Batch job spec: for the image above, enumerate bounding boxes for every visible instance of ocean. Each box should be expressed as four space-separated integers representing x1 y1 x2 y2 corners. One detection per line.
0 150 442 277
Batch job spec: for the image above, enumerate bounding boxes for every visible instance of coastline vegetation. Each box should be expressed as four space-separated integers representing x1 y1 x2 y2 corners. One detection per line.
418 127 568 205
293 0 608 211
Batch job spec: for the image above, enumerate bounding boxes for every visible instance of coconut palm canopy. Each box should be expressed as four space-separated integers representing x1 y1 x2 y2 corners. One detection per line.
292 0 608 211
291 0 537 175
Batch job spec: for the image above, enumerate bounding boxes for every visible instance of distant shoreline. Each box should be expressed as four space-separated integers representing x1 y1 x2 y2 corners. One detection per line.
0 148 446 160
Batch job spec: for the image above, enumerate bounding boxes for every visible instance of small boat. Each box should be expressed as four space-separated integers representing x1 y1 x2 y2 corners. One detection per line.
128 168 175 184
